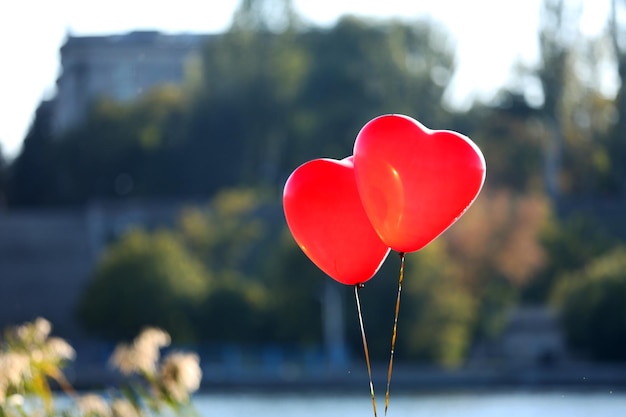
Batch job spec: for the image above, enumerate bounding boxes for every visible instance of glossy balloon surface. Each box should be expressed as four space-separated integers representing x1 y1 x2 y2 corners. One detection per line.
283 158 390 285
354 114 486 253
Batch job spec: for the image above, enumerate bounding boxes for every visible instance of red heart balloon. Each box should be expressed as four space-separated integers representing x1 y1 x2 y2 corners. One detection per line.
353 114 486 253
283 157 390 285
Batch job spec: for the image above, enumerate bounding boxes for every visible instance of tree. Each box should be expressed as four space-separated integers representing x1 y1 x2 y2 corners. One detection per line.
78 229 209 341
536 0 573 201
230 0 302 32
398 242 477 367
176 188 283 342
7 100 56 206
605 0 626 193
177 188 273 274
292 17 454 164
442 189 552 341
188 15 456 193
525 212 617 303
463 93 544 193
533 0 618 199
0 144 6 207
555 35 618 196
52 86 190 203
187 23 310 190
551 246 626 361
259 227 325 344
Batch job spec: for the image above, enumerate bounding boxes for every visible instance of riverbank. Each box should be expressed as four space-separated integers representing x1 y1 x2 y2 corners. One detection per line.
200 362 626 393
69 359 626 393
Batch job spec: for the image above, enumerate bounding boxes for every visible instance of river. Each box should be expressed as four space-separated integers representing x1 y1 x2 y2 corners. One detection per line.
193 390 626 416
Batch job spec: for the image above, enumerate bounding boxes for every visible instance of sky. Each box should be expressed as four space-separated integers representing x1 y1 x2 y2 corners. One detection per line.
0 0 612 159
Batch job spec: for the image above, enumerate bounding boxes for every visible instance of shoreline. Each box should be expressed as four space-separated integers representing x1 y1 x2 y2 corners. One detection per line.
200 366 626 393
68 361 626 393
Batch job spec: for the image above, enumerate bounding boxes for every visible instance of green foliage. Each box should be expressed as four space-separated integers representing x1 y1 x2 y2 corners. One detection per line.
398 242 477 368
177 188 270 272
7 100 57 206
78 188 287 344
286 16 453 166
178 188 326 345
199 283 266 342
525 212 617 303
175 188 278 342
0 145 6 207
338 242 477 368
551 246 626 361
259 228 324 344
56 86 189 203
79 229 209 341
230 0 301 32
464 96 544 193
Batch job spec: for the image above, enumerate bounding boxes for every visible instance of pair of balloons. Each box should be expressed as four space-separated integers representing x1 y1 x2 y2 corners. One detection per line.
283 114 486 286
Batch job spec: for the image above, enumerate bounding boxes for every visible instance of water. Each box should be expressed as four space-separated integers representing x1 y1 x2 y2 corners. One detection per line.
193 391 626 417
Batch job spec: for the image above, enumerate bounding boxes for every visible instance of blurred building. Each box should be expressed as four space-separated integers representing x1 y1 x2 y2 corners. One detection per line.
500 307 566 367
470 306 567 369
52 30 209 135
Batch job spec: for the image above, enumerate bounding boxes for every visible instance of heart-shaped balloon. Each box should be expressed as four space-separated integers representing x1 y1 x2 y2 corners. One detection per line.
353 114 486 253
283 157 390 285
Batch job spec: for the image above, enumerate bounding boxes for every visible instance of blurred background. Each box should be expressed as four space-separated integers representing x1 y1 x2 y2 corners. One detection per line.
1 0 626 404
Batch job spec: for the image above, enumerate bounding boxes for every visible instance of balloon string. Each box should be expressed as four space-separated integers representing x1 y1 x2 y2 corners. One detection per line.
355 284 378 417
384 251 405 416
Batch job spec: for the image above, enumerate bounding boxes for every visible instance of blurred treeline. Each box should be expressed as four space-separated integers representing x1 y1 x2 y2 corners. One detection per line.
2 0 626 366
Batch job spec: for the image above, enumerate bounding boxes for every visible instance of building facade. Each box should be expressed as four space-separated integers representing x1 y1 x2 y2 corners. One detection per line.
53 31 209 135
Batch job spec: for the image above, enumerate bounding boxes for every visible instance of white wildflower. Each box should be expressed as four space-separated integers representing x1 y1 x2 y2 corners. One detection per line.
45 337 76 362
0 351 31 386
14 317 51 349
134 328 170 352
15 324 30 343
7 394 24 407
110 344 137 376
33 317 52 343
159 352 202 403
30 348 44 362
77 394 112 417
110 328 170 376
111 342 158 376
111 399 142 417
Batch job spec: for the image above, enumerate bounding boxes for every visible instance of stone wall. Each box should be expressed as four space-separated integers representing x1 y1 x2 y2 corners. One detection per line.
0 209 95 340
0 200 185 342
